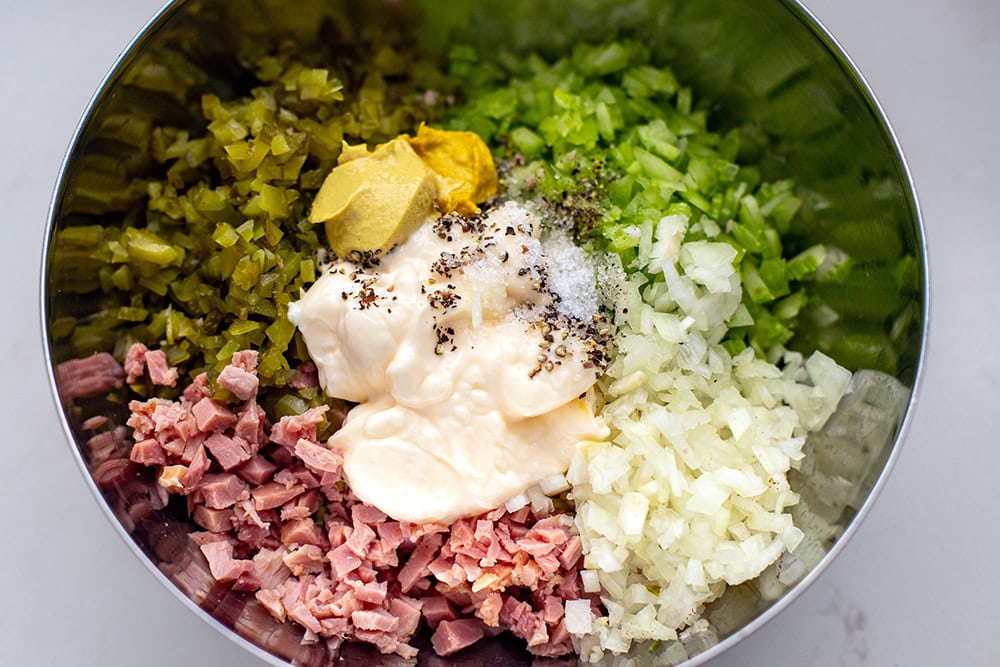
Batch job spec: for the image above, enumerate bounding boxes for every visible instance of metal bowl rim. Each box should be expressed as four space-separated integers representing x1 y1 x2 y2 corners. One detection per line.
38 1 929 665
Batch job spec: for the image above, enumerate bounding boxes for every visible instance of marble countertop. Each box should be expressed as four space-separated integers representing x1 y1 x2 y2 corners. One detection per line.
3 0 997 664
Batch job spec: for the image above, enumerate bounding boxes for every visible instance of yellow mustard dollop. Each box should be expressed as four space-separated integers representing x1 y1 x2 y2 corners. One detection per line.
308 125 498 257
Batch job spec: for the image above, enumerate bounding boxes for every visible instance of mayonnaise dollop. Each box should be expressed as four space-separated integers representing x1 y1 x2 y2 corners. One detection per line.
289 202 610 524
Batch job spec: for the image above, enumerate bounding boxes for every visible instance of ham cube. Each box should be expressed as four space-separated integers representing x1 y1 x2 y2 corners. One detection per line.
431 619 484 656
205 433 251 471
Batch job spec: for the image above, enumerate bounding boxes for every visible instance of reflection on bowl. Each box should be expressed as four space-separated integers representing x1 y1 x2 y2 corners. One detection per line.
42 1 925 665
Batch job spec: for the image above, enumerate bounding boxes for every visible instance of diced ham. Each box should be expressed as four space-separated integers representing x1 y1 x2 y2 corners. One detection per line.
282 545 326 576
182 372 211 404
282 581 322 635
376 522 404 550
253 481 305 511
328 542 362 579
293 439 343 476
179 435 202 463
351 504 387 525
256 588 286 622
235 455 276 485
197 473 246 509
122 354 596 659
158 465 187 494
181 445 210 490
353 580 388 605
353 629 399 655
420 596 457 630
531 619 573 657
146 349 178 386
390 597 423 637
269 406 328 448
398 533 444 593
194 506 235 533
476 591 503 627
346 521 376 558
57 352 124 401
191 398 236 432
501 596 547 647
280 518 326 548
235 401 265 449
558 535 583 570
129 439 166 465
124 343 148 383
253 548 291 590
230 350 259 372
542 596 564 625
273 466 320 490
205 432 252 470
352 609 400 633
431 619 484 657
218 363 259 401
123 344 179 386
279 489 322 521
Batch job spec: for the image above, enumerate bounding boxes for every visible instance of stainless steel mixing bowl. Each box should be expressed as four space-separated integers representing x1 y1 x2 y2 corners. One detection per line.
42 1 926 665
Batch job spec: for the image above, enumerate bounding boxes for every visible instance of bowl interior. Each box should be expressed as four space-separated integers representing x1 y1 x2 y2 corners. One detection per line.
43 1 924 665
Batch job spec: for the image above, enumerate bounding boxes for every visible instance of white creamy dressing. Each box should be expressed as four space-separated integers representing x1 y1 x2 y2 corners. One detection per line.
289 202 610 524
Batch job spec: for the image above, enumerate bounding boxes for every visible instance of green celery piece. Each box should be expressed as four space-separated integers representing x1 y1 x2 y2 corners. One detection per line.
758 257 790 298
634 147 684 183
573 41 633 76
728 222 767 254
742 261 774 304
510 126 545 157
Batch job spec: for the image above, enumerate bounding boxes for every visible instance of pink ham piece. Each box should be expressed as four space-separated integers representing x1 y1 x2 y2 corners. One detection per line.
280 489 322 521
119 347 596 660
56 352 124 401
183 372 211 404
431 619 484 657
282 545 326 576
253 547 292 590
270 406 328 448
180 445 211 491
191 398 236 432
218 363 259 401
146 349 178 386
205 432 252 471
328 543 362 579
390 597 422 637
123 343 179 386
280 518 326 549
130 439 166 466
194 506 235 533
293 439 343 476
398 533 444 593
253 481 305 511
197 473 246 509
235 456 276 485
230 350 259 372
351 609 400 633
235 401 265 448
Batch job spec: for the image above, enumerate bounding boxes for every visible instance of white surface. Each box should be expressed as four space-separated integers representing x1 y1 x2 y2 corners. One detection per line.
2 0 997 665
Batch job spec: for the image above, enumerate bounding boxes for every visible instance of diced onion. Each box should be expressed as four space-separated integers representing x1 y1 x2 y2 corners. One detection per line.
571 213 851 659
